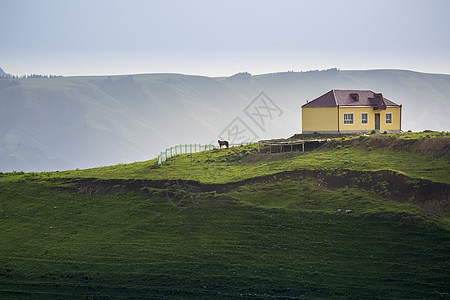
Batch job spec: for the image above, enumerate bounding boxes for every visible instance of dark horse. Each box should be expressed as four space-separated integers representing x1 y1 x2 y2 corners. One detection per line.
218 140 229 149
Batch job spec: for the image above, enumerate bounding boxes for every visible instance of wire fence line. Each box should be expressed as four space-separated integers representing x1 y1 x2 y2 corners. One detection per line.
157 143 252 165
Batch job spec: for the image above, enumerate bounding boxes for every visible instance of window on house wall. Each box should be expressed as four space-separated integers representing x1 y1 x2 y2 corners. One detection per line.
386 113 392 124
361 113 368 124
344 113 354 124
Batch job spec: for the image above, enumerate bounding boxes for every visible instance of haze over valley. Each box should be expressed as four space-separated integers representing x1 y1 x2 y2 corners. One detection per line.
1 68 449 172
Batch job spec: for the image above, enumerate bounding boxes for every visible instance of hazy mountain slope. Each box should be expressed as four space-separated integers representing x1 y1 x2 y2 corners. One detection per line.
0 69 449 172
0 67 8 77
0 74 251 171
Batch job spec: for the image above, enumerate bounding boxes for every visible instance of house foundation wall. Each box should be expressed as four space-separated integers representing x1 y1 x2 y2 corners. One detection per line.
302 130 340 134
302 130 401 134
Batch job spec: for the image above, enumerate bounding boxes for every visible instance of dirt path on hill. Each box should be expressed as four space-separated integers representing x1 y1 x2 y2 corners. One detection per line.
70 169 449 213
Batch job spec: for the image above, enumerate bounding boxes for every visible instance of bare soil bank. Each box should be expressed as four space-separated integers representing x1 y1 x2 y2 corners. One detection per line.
71 169 448 214
323 135 450 157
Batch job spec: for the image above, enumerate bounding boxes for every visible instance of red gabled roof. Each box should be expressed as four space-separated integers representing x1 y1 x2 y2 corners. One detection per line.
302 90 401 108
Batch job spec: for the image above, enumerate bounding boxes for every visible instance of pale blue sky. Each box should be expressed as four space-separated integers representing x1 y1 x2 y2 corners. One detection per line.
1 0 449 76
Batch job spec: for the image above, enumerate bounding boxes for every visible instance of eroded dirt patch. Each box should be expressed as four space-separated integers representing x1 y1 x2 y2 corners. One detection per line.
323 135 450 157
70 169 449 213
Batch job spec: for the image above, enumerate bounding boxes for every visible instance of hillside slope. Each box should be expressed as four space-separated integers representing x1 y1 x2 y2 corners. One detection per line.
0 67 8 77
1 69 449 171
0 133 448 298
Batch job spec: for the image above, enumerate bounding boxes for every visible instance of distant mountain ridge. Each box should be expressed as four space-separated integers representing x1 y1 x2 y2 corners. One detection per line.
0 68 449 172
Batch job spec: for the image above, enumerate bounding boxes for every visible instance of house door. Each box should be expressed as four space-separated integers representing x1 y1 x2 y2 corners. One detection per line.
375 113 380 130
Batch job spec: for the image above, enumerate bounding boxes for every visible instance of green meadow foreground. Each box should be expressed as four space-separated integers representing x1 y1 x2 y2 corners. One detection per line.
0 132 449 298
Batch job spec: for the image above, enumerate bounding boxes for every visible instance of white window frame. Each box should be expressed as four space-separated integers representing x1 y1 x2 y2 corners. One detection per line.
343 113 354 125
361 113 368 125
385 113 392 124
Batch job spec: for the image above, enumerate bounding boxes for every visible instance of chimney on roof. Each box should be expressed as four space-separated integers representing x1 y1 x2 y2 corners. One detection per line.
374 93 383 99
350 93 359 101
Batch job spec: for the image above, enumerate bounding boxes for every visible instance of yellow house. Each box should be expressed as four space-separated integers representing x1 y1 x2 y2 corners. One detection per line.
302 90 402 133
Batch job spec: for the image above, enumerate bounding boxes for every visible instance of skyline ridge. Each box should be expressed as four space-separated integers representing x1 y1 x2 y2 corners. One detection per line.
2 66 450 78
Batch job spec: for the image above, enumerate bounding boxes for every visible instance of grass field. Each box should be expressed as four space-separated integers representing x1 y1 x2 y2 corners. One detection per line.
0 132 449 298
17 132 446 185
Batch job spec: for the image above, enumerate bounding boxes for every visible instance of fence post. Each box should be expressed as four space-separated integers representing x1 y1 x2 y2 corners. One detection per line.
259 152 262 165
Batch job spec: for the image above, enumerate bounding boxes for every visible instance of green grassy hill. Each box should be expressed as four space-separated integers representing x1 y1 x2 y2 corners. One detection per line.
0 132 449 298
